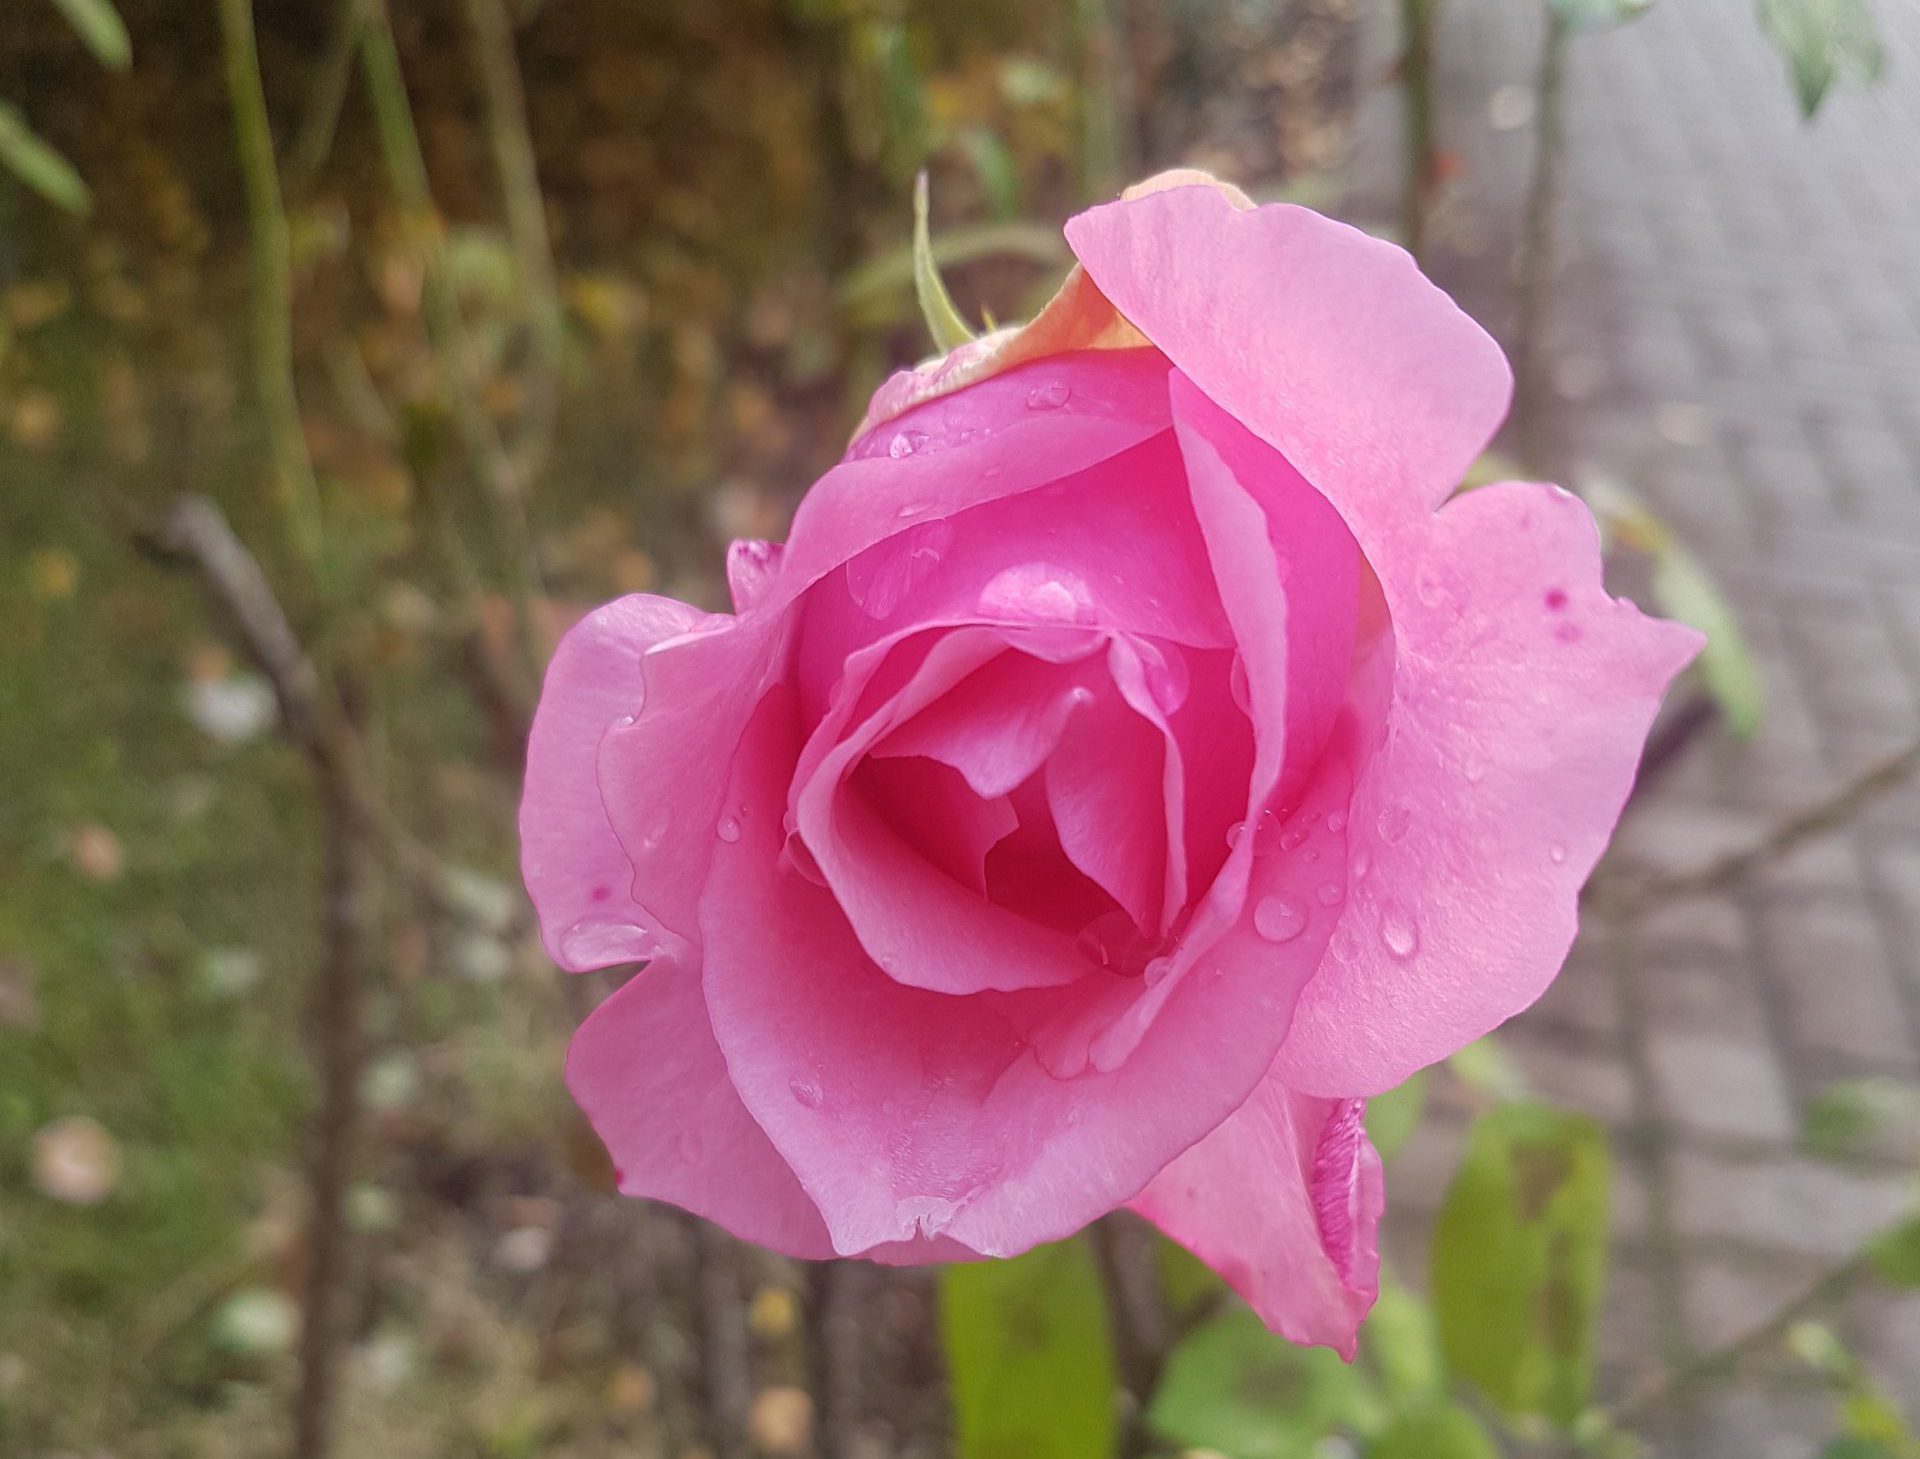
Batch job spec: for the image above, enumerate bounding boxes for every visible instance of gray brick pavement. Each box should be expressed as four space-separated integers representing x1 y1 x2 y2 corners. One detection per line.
1343 0 1920 1432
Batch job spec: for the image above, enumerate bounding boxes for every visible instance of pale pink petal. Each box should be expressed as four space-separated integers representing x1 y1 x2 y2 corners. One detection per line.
1130 1081 1381 1357
1064 184 1512 514
726 539 783 613
520 595 713 970
1275 480 1703 1093
566 960 836 1259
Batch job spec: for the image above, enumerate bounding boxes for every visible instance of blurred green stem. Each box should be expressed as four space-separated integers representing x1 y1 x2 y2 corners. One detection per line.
1399 0 1440 260
217 0 324 570
357 0 544 716
462 0 565 478
1074 0 1133 201
1515 5 1571 467
287 0 370 191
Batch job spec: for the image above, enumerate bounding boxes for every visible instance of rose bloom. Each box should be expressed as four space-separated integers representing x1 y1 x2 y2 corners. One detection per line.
521 173 1700 1353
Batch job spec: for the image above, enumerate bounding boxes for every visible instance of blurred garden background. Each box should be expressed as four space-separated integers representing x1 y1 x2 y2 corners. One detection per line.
2 0 1918 1456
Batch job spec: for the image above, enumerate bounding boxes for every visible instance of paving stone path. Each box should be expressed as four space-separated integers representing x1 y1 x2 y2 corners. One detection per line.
1340 0 1920 1446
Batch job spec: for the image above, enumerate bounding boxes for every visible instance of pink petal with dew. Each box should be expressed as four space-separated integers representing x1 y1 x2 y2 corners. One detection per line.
567 961 974 1265
1130 1079 1381 1357
1066 182 1703 1092
519 594 715 971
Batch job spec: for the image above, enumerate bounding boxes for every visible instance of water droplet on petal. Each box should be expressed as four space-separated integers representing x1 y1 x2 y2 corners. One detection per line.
1549 842 1568 864
1379 901 1419 959
1143 956 1172 987
1253 894 1307 943
1279 822 1311 852
1315 881 1344 908
1225 820 1246 849
1229 654 1252 715
888 430 928 459
614 714 636 728
789 1076 823 1109
1026 379 1071 410
1377 802 1413 843
1325 810 1348 834
717 815 741 843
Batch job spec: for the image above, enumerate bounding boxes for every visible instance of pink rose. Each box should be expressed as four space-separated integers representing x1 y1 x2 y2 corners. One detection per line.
520 174 1700 1354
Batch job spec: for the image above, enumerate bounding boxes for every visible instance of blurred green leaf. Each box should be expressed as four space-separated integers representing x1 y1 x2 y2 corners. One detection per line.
1157 1230 1226 1319
0 103 91 214
1366 1071 1430 1162
1584 474 1765 737
954 128 1022 221
839 220 1069 322
1550 0 1654 29
1756 0 1886 117
1431 1102 1611 1428
1365 1400 1501 1459
1363 1276 1445 1401
913 171 979 353
940 1237 1116 1459
49 0 132 69
1447 1035 1529 1103
1149 1304 1381 1459
1802 1077 1916 1160
1818 1441 1900 1459
1868 1216 1920 1288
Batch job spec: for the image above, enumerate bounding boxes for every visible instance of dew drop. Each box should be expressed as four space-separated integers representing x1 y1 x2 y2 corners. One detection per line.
1324 810 1348 834
1315 881 1344 908
1279 822 1311 852
1143 956 1173 988
895 500 927 518
1379 901 1419 959
1549 842 1568 865
1229 654 1252 715
888 430 928 459
1226 820 1246 849
1376 802 1413 844
789 1075 823 1109
717 815 741 843
1026 379 1071 410
1253 893 1307 944
614 714 636 728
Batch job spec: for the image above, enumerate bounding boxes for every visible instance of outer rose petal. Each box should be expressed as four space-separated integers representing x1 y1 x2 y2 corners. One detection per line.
569 964 974 1265
1060 183 1703 1092
519 594 712 971
1130 1081 1381 1357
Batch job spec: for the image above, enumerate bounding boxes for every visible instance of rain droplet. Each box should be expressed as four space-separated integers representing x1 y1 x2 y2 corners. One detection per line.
1026 380 1071 410
614 714 636 728
717 815 741 843
1225 820 1246 849
1229 654 1252 714
1279 822 1311 852
888 430 928 459
1253 894 1307 943
1379 901 1419 959
1324 810 1348 834
1143 956 1173 987
895 501 927 518
1315 881 1344 908
789 1076 823 1109
1376 802 1413 843
1549 842 1568 865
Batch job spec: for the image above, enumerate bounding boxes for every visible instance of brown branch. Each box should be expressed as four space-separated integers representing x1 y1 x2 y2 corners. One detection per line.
806 1261 864 1457
1091 1214 1171 1459
1596 733 1920 911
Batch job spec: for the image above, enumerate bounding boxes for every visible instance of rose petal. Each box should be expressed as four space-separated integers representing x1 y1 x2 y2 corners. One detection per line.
520 595 714 970
1130 1081 1381 1357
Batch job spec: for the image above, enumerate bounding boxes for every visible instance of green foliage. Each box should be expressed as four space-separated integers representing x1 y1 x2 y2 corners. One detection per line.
1549 0 1654 29
1447 1034 1529 1102
1757 0 1886 117
1431 1102 1611 1428
49 0 132 69
0 102 91 214
940 1238 1117 1459
1868 1216 1920 1288
1363 1276 1446 1402
1148 1304 1381 1459
1366 1071 1430 1163
1365 1400 1502 1459
1802 1078 1918 1160
914 172 981 353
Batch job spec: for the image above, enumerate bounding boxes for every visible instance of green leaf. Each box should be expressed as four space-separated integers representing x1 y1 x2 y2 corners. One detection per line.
1549 0 1655 30
1868 1215 1920 1288
1430 1102 1611 1428
954 127 1022 221
1447 1035 1529 1102
1801 1078 1916 1160
0 103 91 213
49 0 132 69
1363 1276 1445 1401
1149 1305 1381 1459
913 171 978 354
1156 1231 1226 1319
940 1237 1116 1459
1817 1440 1899 1459
1756 0 1886 116
1366 1071 1430 1161
1365 1401 1502 1459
